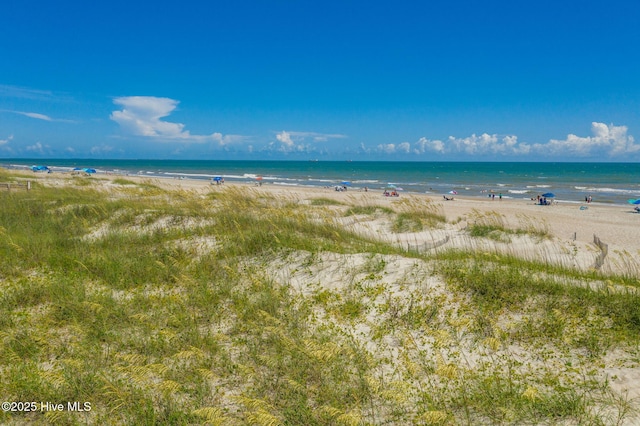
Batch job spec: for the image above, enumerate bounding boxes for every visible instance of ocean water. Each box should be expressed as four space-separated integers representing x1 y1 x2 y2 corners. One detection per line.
3 160 639 205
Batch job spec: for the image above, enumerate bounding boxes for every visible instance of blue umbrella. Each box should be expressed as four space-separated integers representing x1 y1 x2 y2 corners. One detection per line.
541 192 555 198
73 167 96 173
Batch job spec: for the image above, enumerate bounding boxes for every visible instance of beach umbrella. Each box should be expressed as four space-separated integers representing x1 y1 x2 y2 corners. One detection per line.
73 167 95 173
541 192 555 198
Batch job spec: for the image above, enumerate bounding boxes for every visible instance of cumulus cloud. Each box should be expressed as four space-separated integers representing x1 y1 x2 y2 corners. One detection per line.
273 130 346 153
404 133 530 156
397 142 411 153
446 133 530 155
110 96 241 144
413 137 445 154
90 145 114 155
26 142 47 154
276 131 294 147
376 142 411 154
535 122 639 157
377 143 396 154
385 123 636 159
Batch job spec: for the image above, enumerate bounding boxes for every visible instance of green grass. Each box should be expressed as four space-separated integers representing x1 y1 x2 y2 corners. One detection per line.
111 178 137 185
310 197 344 206
344 205 394 216
1 174 639 425
467 209 550 241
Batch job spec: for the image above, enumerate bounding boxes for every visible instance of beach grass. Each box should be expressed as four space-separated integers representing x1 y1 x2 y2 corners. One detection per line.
1 176 639 424
467 209 550 241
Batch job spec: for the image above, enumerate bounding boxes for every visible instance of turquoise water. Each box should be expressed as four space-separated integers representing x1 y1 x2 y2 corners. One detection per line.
3 160 639 205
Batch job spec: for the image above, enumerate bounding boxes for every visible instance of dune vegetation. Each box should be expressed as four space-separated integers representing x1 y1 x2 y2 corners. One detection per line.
1 170 639 425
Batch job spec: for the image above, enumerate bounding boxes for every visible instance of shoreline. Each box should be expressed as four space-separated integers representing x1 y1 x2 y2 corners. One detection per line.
4 160 639 206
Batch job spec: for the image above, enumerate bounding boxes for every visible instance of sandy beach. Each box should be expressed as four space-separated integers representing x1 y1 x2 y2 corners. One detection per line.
49 172 639 278
4 169 640 424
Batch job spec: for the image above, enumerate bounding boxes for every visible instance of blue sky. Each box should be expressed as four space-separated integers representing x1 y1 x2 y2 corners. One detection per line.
1 0 639 161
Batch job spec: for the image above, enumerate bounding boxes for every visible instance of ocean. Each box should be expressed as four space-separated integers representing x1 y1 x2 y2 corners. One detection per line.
3 159 639 205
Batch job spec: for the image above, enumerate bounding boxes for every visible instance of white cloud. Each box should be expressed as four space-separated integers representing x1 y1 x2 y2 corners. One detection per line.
397 142 411 153
414 137 445 154
90 145 114 155
276 130 294 147
535 122 639 157
2 110 75 123
392 123 636 159
0 134 13 145
408 133 529 156
26 142 46 154
449 133 501 154
377 143 397 154
110 96 240 144
273 130 346 153
0 84 54 100
20 112 53 121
